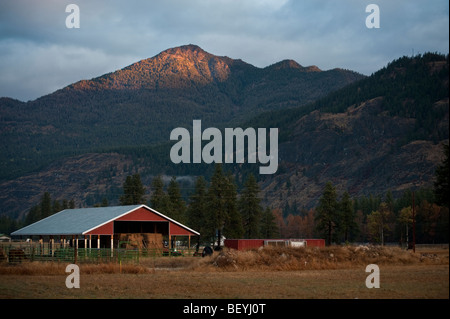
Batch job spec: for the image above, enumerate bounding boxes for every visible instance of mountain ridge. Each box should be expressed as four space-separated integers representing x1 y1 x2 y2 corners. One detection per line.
57 45 332 93
0 44 365 183
3 47 447 223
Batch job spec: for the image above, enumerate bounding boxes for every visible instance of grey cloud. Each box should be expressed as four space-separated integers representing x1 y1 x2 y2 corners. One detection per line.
0 0 448 101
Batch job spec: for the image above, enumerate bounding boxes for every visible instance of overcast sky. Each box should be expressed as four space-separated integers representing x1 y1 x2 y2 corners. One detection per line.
0 0 448 102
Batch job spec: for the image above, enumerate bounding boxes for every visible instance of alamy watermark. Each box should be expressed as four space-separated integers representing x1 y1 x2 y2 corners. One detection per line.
365 264 380 288
65 4 80 29
65 264 80 288
170 120 279 174
365 4 380 29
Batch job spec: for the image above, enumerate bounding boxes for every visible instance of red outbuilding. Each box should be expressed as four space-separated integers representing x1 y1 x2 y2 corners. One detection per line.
224 238 325 250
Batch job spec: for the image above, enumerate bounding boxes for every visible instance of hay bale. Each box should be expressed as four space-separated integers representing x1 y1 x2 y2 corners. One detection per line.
118 233 163 250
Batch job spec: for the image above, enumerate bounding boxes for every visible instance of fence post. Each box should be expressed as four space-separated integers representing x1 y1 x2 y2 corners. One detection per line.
73 235 77 264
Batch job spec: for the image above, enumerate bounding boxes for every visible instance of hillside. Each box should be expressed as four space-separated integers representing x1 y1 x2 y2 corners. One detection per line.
253 53 449 210
0 44 363 182
1 50 448 220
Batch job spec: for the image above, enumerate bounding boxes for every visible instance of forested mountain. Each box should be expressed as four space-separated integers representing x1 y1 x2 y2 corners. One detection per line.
251 52 449 211
0 44 363 182
0 48 448 227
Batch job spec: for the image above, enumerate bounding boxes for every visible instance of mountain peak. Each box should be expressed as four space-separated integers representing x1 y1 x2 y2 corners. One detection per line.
68 44 237 91
165 44 205 53
267 59 322 72
156 44 212 60
272 59 303 69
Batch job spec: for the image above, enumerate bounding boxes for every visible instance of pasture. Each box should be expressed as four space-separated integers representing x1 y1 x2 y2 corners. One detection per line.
0 245 448 299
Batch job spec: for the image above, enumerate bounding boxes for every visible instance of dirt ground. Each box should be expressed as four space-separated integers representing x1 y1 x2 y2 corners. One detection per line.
0 264 448 299
0 246 448 299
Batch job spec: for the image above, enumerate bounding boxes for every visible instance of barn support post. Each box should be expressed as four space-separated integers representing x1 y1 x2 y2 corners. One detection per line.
72 235 77 264
39 236 43 256
110 235 114 257
188 235 191 255
50 235 54 256
89 234 92 250
97 236 100 249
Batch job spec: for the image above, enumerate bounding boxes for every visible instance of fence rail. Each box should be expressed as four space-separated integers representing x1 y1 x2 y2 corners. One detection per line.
0 242 194 264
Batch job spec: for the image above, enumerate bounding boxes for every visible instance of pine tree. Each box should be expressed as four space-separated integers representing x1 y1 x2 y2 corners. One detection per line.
223 172 243 239
40 192 52 219
239 174 262 239
434 143 449 208
120 173 146 205
62 199 69 210
314 181 338 245
260 207 280 239
149 175 169 212
101 198 109 207
25 205 41 226
339 191 359 243
52 200 62 215
167 176 187 224
206 164 236 248
187 176 209 243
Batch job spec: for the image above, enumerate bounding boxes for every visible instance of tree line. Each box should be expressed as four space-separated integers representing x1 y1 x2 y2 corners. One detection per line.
119 142 449 247
0 193 77 235
277 144 449 246
302 182 448 246
119 164 279 247
5 144 448 247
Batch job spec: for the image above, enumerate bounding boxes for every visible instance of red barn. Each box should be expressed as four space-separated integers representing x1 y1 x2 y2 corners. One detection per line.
11 204 199 251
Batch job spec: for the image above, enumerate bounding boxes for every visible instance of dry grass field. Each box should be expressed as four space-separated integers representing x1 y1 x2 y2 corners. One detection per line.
0 245 448 299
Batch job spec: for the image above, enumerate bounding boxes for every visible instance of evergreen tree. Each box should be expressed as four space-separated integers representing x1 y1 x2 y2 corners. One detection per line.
120 173 146 205
40 192 52 219
314 181 339 245
187 176 209 243
434 143 449 208
94 198 109 207
0 216 18 236
149 175 169 212
24 205 41 226
206 164 229 248
166 176 187 224
385 190 394 213
260 207 279 239
52 200 62 214
339 191 359 243
223 172 244 240
62 199 69 210
239 174 262 239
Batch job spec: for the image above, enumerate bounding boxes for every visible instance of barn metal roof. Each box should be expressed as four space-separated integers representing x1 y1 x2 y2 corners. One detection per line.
11 205 199 236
